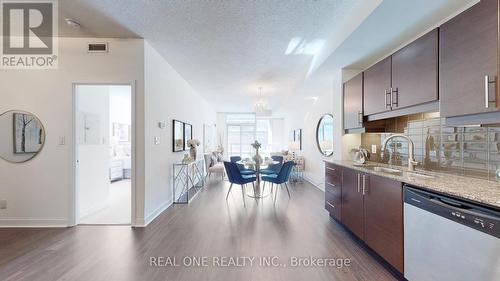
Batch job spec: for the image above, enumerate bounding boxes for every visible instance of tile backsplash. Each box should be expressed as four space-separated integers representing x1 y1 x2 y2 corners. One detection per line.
361 112 500 182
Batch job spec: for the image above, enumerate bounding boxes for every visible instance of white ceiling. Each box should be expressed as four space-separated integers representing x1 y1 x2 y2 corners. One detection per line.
59 0 476 112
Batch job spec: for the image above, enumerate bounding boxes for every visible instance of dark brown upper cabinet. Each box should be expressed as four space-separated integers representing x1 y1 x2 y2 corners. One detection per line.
343 73 364 131
440 0 499 119
392 29 438 109
363 57 392 116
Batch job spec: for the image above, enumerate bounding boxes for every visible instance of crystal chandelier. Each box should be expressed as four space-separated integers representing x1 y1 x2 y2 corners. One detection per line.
254 87 271 116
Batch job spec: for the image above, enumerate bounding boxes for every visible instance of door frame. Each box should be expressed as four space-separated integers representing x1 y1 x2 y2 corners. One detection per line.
70 82 137 226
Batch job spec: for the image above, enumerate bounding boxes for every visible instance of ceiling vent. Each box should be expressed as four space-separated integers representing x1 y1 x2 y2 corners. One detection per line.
88 43 108 53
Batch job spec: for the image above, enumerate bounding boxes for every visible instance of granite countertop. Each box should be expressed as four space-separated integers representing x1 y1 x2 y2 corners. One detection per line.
325 160 500 210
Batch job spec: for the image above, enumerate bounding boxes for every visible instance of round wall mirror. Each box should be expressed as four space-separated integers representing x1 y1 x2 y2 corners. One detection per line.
0 110 45 163
316 114 334 156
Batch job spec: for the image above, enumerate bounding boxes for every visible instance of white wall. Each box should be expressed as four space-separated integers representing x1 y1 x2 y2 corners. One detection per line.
76 85 110 219
0 37 145 227
143 42 216 225
270 118 285 152
275 70 360 190
110 86 132 128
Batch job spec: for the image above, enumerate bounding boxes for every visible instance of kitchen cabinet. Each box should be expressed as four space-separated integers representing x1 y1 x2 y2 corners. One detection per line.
363 57 392 116
363 173 404 273
364 30 439 118
392 29 438 109
325 163 404 273
343 73 364 131
340 168 364 239
440 0 499 118
325 163 342 221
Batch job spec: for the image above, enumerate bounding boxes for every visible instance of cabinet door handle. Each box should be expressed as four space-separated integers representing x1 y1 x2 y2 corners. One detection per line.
357 173 361 193
385 90 391 109
358 111 363 125
391 87 398 107
485 75 496 108
326 182 336 187
362 174 367 195
326 201 335 209
326 167 336 172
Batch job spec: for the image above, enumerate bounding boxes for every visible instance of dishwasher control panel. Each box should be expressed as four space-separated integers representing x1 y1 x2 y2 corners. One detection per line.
404 186 500 239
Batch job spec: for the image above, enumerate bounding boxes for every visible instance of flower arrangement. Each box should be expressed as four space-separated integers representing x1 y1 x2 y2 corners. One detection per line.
187 139 200 148
251 140 261 150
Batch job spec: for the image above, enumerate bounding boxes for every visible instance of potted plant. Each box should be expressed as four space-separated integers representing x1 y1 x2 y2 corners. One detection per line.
251 140 262 165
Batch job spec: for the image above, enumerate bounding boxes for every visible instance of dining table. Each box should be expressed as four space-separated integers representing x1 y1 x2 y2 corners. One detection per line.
237 159 279 198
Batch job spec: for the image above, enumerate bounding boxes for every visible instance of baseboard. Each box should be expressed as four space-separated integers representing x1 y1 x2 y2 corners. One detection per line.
135 199 172 227
303 174 325 192
0 219 69 228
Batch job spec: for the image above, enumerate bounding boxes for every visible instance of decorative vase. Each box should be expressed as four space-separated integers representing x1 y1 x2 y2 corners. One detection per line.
190 147 197 160
253 148 263 165
182 154 190 164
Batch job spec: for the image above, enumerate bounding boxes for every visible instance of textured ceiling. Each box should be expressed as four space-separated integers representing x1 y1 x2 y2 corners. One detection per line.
58 0 476 112
59 0 370 112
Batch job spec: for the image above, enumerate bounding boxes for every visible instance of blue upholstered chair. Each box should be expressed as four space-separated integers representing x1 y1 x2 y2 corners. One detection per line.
260 155 284 175
261 161 295 201
230 156 256 176
223 161 256 200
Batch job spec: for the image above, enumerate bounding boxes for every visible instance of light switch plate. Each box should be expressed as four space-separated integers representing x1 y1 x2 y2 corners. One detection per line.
59 136 66 145
371 145 377 154
158 121 166 129
0 200 7 209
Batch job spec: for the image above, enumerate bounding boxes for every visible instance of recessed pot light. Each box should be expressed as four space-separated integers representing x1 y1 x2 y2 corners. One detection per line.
65 18 81 28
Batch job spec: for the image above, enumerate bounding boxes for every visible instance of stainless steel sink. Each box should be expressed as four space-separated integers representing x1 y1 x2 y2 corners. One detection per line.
407 171 437 179
369 166 403 175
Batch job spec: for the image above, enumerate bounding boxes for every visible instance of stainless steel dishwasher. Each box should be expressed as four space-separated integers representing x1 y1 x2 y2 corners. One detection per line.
404 185 500 281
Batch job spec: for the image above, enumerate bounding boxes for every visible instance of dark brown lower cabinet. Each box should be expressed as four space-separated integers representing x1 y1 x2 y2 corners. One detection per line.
340 168 364 239
325 163 342 221
325 164 404 274
363 173 404 273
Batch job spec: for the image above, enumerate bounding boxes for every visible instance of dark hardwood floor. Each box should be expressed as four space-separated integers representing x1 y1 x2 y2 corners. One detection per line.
0 180 396 281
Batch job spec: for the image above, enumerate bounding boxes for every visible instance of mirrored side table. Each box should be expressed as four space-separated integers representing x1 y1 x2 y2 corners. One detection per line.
173 158 205 204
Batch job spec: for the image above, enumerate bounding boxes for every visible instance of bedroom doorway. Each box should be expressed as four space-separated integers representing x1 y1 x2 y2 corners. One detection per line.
73 84 133 225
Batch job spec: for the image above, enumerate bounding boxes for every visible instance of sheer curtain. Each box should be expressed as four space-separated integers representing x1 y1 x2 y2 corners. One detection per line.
226 114 273 159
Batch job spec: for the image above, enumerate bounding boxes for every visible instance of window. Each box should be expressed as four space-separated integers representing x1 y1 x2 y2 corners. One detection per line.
256 119 272 156
226 114 273 159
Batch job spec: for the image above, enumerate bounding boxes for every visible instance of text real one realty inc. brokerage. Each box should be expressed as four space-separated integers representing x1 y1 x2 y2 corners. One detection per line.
149 256 351 268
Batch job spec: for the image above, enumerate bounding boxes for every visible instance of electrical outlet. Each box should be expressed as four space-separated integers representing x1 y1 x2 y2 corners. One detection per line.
154 136 160 145
371 145 377 154
0 200 7 209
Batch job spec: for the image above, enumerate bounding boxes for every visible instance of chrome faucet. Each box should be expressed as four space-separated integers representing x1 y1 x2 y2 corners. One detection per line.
382 134 418 171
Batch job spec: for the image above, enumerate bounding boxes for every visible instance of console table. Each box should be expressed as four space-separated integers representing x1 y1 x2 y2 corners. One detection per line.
290 156 305 183
173 158 205 204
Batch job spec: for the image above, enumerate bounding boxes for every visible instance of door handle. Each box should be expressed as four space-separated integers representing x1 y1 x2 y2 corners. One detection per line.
362 174 367 195
385 90 391 109
357 173 361 193
358 111 363 125
326 201 335 209
391 87 398 108
485 75 496 108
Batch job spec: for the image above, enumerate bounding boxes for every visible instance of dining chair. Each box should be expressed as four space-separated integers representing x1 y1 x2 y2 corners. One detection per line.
230 156 256 176
261 161 295 202
223 161 257 200
260 155 284 176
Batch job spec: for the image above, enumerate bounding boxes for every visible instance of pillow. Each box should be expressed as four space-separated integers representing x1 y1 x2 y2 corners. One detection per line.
210 154 218 167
